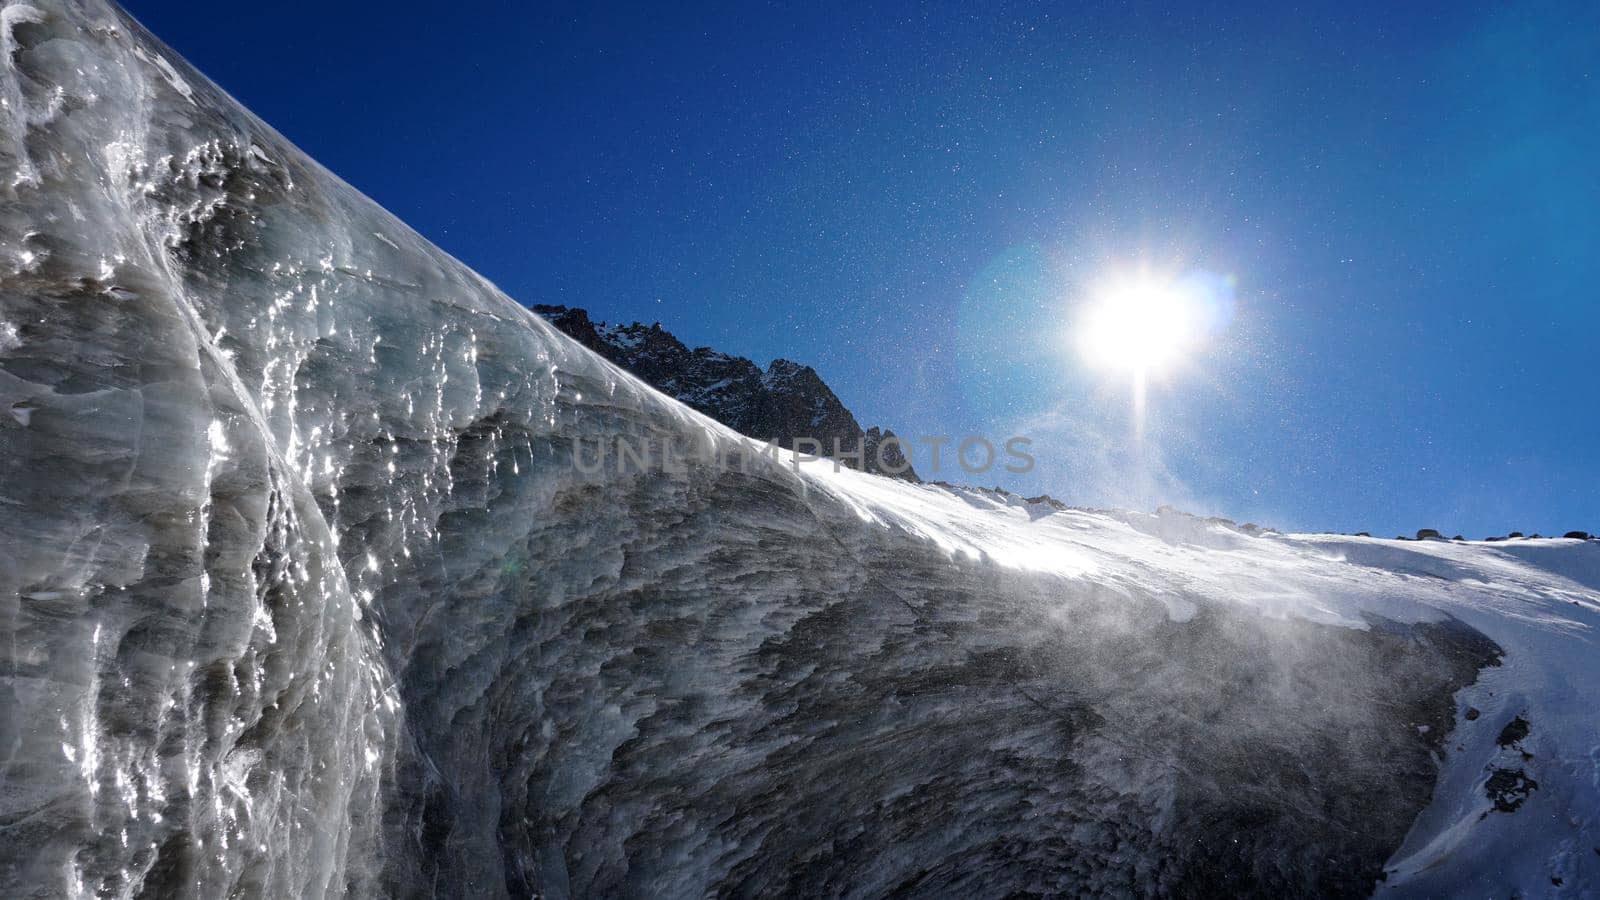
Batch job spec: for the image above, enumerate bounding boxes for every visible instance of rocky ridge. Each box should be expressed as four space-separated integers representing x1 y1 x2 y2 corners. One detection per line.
534 305 917 481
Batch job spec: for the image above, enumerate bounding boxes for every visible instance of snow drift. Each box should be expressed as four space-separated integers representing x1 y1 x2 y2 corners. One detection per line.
1 2 1596 897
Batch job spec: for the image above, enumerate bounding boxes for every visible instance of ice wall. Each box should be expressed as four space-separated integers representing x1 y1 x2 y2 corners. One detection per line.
3 3 1591 898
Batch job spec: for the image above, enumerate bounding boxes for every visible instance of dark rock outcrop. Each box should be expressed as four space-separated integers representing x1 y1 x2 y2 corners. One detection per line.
1486 768 1539 813
1496 716 1532 748
534 305 918 480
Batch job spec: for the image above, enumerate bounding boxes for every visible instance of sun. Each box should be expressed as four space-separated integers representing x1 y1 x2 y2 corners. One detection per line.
1076 277 1203 377
1070 268 1233 441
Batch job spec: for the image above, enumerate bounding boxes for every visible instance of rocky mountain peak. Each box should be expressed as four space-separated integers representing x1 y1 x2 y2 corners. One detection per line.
534 305 919 480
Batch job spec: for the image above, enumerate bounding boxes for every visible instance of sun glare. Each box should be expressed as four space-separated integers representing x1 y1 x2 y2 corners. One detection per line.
1077 278 1202 376
1072 268 1235 442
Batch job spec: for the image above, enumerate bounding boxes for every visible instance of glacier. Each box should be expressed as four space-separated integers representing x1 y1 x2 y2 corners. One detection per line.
1 1 1597 897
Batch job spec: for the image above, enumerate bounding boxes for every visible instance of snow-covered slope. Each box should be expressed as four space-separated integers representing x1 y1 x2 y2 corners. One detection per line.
1 2 1596 897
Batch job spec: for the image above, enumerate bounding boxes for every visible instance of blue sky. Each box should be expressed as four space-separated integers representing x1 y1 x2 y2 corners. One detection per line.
124 0 1598 538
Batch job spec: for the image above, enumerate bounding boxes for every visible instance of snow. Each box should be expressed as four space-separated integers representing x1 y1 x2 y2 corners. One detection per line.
600 324 645 350
2 0 1596 896
799 462 1600 894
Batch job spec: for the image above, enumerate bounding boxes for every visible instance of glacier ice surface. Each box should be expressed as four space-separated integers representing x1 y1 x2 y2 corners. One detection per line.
2 2 1598 897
